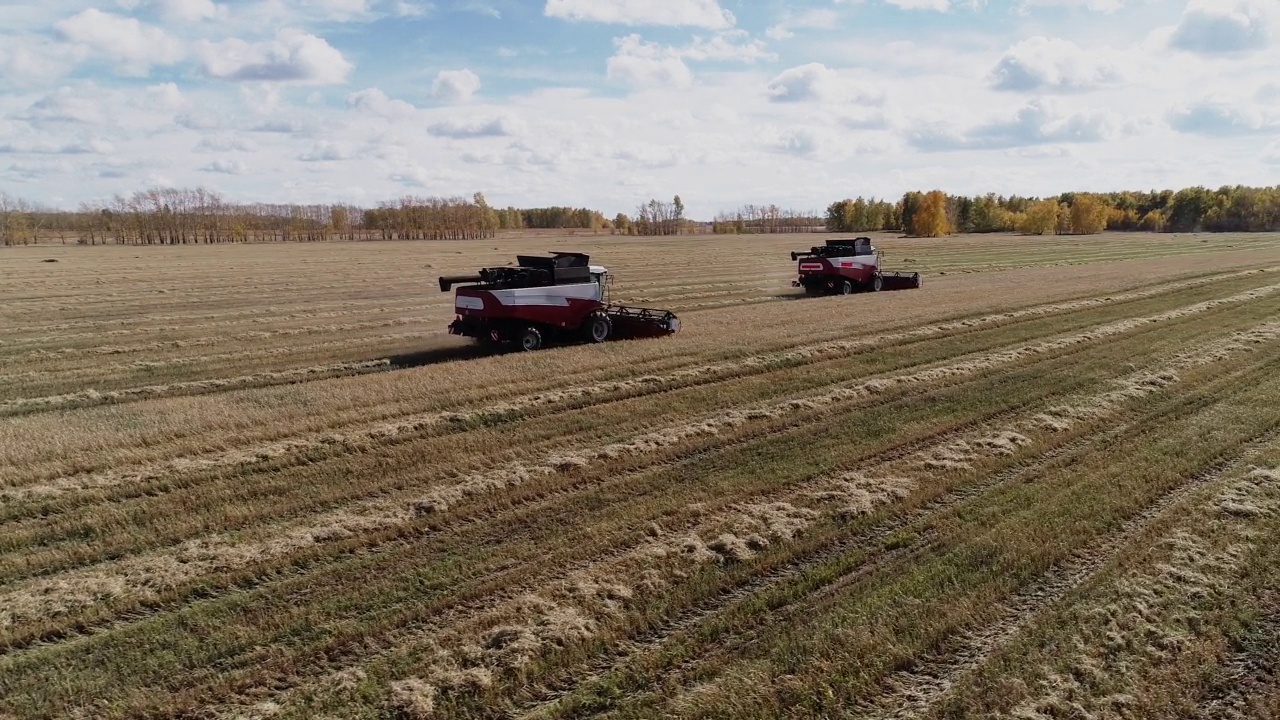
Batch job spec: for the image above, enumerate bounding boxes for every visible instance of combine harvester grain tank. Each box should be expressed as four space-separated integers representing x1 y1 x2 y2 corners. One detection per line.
791 236 922 295
439 252 679 351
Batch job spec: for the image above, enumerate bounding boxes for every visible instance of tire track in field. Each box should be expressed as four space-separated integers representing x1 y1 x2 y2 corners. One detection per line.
0 358 396 416
3 291 1276 645
2 267 1273 417
0 301 448 349
1194 587 1280 720
1 350 1087 708
509 348 1280 720
0 316 1131 646
2 302 1228 671
854 433 1280 720
8 270 1273 500
213 403 1040 720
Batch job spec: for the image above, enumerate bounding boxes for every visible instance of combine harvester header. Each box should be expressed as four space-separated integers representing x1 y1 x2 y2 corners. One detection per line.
790 236 922 295
439 252 679 351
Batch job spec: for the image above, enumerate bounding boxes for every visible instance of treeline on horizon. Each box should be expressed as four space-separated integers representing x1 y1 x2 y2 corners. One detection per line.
826 185 1280 237
2 185 1279 247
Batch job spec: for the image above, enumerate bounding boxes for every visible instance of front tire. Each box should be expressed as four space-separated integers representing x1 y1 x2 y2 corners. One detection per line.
518 326 543 351
840 279 854 295
870 274 883 292
585 314 611 343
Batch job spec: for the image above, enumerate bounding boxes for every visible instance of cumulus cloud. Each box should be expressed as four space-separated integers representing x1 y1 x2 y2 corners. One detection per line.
300 140 357 161
20 89 105 124
544 0 734 28
1170 0 1274 54
53 9 184 75
198 30 352 84
606 35 694 89
0 36 86 85
1168 101 1273 136
427 114 525 138
681 32 773 62
200 159 244 174
431 69 481 102
140 82 187 111
990 37 1123 92
0 139 114 155
909 99 1137 151
767 63 835 102
347 88 419 118
150 0 221 23
194 136 255 152
766 9 839 40
1263 141 1280 164
766 63 883 104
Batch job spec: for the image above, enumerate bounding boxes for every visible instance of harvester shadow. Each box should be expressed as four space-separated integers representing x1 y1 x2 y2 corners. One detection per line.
381 344 494 369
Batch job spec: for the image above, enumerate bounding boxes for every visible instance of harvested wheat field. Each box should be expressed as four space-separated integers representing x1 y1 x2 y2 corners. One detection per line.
3 230 1280 720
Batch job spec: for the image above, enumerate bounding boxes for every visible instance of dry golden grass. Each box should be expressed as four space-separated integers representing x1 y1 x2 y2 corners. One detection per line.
1 230 1280 720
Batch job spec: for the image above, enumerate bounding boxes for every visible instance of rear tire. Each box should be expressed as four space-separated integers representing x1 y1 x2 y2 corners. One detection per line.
518 326 543 351
840 279 854 295
585 314 611 343
871 274 883 292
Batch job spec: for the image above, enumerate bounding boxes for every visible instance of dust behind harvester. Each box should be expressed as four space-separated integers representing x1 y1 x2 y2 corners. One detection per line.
791 237 922 295
439 252 680 351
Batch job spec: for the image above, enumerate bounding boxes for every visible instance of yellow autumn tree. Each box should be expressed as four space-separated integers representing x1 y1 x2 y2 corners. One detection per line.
908 190 953 238
1019 200 1059 235
1069 194 1110 235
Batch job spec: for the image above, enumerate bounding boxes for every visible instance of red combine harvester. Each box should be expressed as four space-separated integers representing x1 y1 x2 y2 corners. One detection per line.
791 236 922 295
438 252 680 351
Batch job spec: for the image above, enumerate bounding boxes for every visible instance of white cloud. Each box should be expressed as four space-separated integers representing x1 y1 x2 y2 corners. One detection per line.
457 1 500 18
19 88 105 125
300 140 357 161
431 69 481 102
0 138 114 155
198 30 353 84
766 63 883 104
53 9 184 75
1263 141 1280 164
427 114 526 138
884 0 952 11
1170 0 1274 54
1168 101 1274 136
681 32 773 63
194 136 255 152
1016 0 1125 12
0 36 87 85
544 0 734 29
394 1 432 16
347 88 419 118
151 0 220 23
990 37 1123 92
606 35 694 89
201 159 244 174
909 99 1139 151
141 82 187 111
766 9 839 40
767 63 834 102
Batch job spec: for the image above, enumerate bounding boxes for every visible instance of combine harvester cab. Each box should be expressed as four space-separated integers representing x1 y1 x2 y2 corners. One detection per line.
438 252 679 351
791 236 922 295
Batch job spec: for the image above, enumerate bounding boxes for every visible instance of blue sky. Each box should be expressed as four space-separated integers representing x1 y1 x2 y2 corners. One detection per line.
1 0 1278 217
